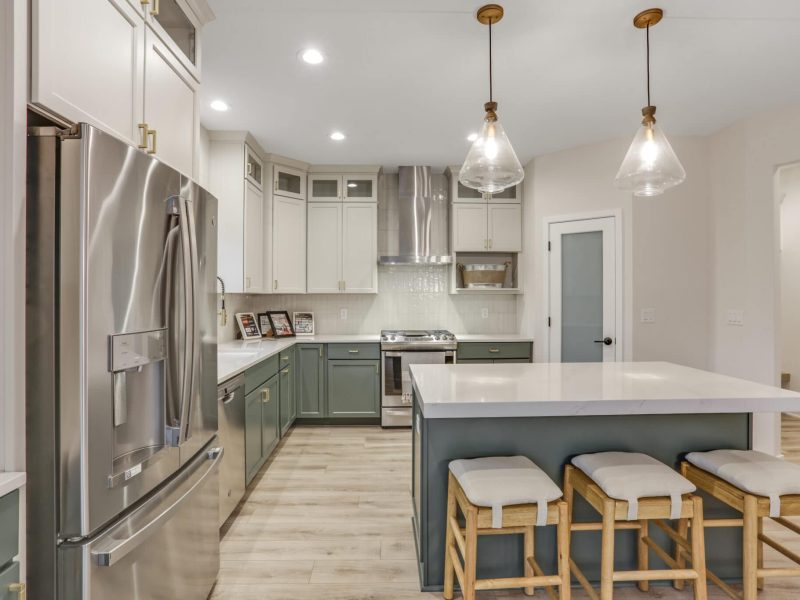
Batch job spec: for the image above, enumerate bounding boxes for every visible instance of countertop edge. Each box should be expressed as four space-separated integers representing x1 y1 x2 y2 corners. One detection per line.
0 472 26 497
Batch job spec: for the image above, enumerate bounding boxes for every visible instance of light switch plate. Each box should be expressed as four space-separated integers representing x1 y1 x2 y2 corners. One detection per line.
339 308 348 320
641 308 656 324
726 309 744 326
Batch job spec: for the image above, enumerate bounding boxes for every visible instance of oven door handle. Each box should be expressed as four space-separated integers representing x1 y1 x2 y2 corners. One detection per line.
383 352 403 358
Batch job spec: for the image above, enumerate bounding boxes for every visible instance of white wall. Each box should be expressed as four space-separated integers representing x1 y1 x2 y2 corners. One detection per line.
520 135 711 368
197 124 211 187
779 164 800 393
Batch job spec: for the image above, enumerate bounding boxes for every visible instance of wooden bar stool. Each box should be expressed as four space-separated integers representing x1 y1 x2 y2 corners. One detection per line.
679 450 800 600
564 452 708 600
442 456 571 600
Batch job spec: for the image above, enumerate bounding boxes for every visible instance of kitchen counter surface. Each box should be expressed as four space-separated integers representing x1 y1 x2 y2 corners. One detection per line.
0 472 25 497
218 335 380 383
411 360 800 419
454 333 534 342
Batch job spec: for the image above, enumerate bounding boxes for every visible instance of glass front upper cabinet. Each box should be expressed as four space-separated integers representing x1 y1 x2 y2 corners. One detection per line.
343 174 378 202
273 165 307 200
308 174 342 202
150 0 197 67
245 146 263 188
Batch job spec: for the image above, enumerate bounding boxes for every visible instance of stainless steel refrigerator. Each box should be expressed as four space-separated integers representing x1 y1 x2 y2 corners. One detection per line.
26 123 221 600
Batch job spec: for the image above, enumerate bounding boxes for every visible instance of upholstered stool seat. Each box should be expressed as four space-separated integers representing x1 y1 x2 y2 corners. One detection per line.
572 452 697 520
680 450 800 600
450 456 564 528
443 455 571 600
566 452 708 600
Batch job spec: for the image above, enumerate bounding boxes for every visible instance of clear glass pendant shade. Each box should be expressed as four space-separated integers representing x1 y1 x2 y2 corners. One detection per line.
614 113 686 197
459 115 524 194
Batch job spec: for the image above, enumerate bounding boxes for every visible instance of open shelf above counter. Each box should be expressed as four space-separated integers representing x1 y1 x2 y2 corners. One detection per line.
450 252 521 294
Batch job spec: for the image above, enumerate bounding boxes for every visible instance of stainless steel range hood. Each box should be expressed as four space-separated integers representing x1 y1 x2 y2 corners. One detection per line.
379 166 451 265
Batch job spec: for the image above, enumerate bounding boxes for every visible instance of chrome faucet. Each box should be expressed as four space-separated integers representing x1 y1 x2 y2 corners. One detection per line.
216 276 227 326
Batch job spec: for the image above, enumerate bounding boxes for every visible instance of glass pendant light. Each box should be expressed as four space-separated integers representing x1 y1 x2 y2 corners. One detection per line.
459 4 524 195
615 8 686 197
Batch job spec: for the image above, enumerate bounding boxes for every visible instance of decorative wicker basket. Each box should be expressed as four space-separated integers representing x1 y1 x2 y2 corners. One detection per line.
457 263 510 288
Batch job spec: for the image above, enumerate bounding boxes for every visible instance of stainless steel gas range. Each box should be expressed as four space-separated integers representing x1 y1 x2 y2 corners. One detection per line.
380 330 457 427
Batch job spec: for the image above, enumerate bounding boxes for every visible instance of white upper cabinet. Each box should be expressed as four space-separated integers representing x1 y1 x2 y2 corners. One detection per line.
307 203 343 293
488 204 522 252
143 27 197 177
273 165 307 201
453 204 489 252
31 0 145 146
445 166 522 204
272 196 307 293
243 181 265 292
342 203 378 293
343 175 378 203
308 174 342 202
30 0 212 178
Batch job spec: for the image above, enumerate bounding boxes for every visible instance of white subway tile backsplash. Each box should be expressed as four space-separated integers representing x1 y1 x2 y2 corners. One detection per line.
217 266 518 342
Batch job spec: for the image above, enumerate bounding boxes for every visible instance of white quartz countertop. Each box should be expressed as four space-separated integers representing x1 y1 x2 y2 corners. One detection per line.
411 361 800 419
454 334 534 343
0 472 25 497
218 335 380 383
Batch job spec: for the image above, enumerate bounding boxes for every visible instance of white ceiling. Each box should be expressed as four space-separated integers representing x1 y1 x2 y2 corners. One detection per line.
200 0 800 169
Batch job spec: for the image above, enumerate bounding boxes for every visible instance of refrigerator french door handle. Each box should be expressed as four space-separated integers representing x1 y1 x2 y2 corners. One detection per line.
166 196 194 447
183 196 200 442
91 447 223 567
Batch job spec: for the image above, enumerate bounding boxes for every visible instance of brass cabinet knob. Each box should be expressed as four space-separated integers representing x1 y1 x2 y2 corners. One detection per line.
9 583 26 600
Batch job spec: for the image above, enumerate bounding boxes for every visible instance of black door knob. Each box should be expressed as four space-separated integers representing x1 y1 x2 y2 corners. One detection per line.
593 337 613 346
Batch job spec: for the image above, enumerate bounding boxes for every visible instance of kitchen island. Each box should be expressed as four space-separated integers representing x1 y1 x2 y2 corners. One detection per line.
410 361 800 591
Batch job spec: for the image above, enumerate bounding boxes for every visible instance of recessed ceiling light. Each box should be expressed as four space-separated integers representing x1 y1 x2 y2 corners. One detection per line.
467 133 478 142
300 48 325 65
210 99 229 112
330 131 346 141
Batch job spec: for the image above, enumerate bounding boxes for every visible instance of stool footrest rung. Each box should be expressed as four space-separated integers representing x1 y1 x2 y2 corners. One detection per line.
474 574 561 591
756 567 800 578
613 568 698 582
570 521 641 532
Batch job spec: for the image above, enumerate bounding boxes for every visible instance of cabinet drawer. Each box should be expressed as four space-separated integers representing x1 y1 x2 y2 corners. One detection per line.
0 490 19 570
245 354 280 394
279 346 295 367
327 343 380 360
457 342 532 361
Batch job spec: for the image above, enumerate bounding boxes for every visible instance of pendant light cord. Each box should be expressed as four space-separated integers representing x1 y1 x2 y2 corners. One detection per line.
646 22 651 106
488 18 494 103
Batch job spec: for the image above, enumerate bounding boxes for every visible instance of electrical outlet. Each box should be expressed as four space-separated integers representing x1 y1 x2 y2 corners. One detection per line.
481 307 489 319
640 308 655 324
339 308 348 320
726 309 744 326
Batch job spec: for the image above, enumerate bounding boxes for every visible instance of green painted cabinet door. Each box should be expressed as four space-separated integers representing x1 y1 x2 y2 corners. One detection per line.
244 384 263 485
297 344 325 418
0 562 21 600
279 366 294 436
327 360 380 417
261 374 280 457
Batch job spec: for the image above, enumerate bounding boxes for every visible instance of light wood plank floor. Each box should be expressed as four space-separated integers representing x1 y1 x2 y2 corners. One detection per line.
211 426 800 600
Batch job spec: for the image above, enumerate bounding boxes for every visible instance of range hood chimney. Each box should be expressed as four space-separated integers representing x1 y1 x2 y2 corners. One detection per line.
379 166 451 265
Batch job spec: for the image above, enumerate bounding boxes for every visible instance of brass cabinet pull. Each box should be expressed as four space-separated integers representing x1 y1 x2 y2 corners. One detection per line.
147 129 157 155
245 276 251 289
319 347 323 358
282 368 289 375
274 279 278 291
488 239 493 249
281 356 289 361
488 348 500 353
348 349 360 354
375 364 379 374
137 123 149 149
261 389 270 403
150 0 160 16
9 583 26 600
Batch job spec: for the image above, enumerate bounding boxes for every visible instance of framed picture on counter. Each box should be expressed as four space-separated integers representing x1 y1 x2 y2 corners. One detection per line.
293 312 315 336
257 313 274 338
267 311 295 338
235 312 261 340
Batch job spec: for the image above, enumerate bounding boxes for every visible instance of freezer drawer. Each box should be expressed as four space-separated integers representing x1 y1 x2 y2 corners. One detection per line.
58 439 222 600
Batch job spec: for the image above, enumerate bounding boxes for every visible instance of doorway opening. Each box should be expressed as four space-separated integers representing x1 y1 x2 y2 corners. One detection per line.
778 163 800 462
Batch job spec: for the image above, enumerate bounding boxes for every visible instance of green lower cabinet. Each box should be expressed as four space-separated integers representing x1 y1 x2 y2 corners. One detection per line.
0 562 21 600
297 344 325 418
245 374 280 485
456 359 493 364
279 366 295 436
327 360 380 417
